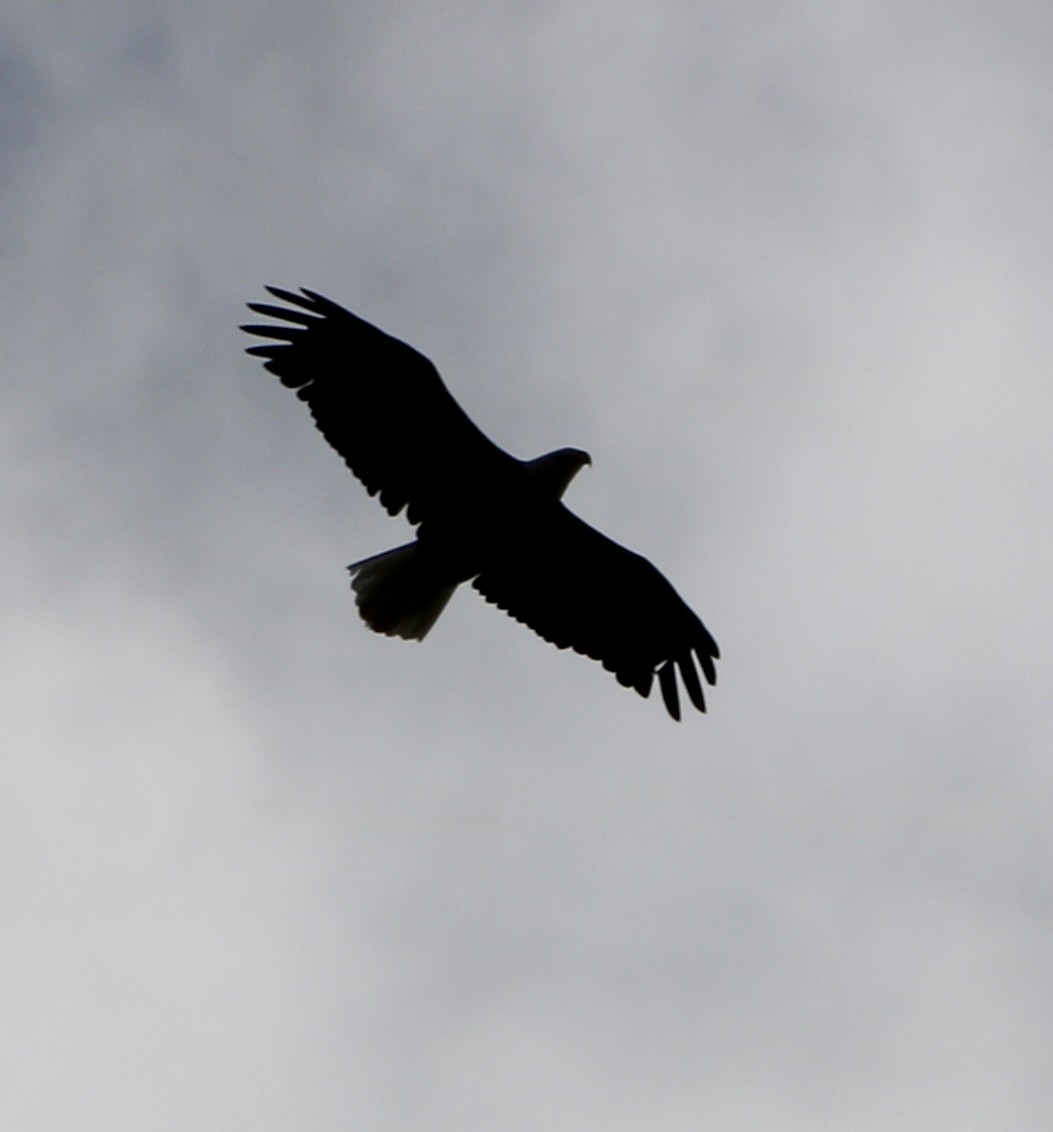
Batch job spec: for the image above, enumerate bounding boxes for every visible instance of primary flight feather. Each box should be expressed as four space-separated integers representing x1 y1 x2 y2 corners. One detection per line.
242 287 719 719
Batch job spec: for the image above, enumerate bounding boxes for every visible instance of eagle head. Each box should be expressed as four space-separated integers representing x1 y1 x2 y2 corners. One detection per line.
525 447 592 499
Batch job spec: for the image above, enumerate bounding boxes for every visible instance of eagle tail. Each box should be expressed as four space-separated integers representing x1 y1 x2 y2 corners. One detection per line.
347 543 456 641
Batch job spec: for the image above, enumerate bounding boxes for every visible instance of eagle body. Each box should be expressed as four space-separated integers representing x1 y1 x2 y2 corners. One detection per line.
410 446 591 584
242 287 718 719
351 448 591 641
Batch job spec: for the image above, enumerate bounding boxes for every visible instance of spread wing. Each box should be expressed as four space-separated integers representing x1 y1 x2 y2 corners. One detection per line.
241 287 518 525
472 507 719 720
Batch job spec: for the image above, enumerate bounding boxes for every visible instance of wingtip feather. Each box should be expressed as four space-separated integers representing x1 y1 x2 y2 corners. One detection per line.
263 284 305 304
246 301 317 325
657 662 681 721
677 654 707 713
695 644 718 686
241 323 299 340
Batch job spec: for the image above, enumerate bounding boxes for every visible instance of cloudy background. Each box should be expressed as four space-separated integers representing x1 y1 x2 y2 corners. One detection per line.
4 2 1053 1127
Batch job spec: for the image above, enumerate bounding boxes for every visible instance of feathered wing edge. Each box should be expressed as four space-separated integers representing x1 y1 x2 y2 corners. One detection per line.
471 511 718 721
241 287 518 526
242 286 345 381
654 635 719 722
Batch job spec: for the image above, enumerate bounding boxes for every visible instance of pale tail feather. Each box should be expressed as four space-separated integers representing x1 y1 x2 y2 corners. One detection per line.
347 543 456 641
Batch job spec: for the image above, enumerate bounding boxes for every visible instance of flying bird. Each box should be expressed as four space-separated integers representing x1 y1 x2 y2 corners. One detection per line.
242 287 719 719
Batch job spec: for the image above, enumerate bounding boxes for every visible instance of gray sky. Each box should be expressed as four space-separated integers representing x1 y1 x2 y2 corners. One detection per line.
4 2 1053 1127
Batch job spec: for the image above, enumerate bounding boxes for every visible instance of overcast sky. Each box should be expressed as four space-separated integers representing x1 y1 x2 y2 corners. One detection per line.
4 2 1053 1128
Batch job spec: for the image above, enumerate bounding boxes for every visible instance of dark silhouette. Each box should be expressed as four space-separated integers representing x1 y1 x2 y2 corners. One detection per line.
242 287 719 719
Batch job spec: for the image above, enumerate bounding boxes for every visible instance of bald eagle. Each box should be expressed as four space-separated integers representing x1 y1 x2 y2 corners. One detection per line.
242 288 718 719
